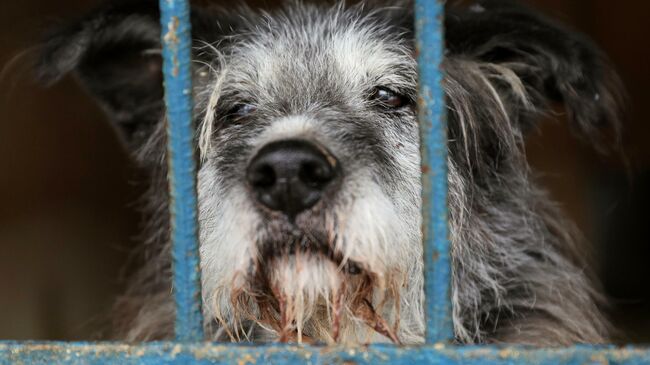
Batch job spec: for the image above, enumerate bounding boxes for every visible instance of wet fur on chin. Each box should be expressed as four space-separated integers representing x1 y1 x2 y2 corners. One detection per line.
37 0 623 345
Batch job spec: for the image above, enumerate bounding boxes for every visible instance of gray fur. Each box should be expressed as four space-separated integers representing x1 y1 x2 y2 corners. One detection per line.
39 0 621 346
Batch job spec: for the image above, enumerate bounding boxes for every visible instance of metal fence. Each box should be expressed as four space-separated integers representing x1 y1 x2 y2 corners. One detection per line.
1 0 648 363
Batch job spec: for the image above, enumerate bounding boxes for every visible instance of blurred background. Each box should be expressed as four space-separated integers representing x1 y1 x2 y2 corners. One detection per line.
1 0 648 342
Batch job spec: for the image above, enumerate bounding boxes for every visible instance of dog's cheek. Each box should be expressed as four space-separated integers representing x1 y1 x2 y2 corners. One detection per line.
197 164 260 321
334 174 415 277
377 119 422 248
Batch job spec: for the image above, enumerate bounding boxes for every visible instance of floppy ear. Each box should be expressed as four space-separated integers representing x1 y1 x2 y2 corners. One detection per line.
37 0 164 143
445 0 624 147
37 0 252 146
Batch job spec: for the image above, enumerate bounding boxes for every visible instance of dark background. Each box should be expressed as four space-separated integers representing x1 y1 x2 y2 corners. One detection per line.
1 0 648 342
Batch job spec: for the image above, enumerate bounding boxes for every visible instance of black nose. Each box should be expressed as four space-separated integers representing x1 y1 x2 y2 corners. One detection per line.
246 139 340 218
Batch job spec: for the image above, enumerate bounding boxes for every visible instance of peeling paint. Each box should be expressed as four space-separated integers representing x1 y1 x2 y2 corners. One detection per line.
237 353 257 365
163 16 180 76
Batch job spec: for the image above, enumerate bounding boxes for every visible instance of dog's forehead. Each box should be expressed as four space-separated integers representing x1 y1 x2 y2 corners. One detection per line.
219 9 414 99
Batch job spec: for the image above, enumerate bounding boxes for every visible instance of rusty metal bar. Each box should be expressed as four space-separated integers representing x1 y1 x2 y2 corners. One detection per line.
2 342 650 365
159 0 204 341
415 0 454 344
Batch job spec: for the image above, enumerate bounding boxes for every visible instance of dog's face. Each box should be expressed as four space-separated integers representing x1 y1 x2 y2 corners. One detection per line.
39 0 621 344
194 5 422 343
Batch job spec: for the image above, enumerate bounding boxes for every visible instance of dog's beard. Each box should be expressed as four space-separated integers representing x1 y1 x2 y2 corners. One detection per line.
224 217 404 344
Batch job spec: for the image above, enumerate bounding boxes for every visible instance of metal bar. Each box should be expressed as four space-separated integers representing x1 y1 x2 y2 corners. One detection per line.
159 0 204 341
2 342 650 365
414 0 453 343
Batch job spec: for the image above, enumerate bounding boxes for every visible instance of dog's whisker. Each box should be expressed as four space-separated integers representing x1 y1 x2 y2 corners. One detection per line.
355 298 401 345
332 283 344 343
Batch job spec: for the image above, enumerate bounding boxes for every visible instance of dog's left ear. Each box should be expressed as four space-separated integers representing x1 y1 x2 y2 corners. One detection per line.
36 0 164 140
446 0 624 147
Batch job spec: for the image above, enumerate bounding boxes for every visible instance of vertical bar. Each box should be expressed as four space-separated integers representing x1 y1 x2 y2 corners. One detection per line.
159 0 204 341
414 0 453 343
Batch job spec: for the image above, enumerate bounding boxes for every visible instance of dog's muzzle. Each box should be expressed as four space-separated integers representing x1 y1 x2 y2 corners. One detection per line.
246 139 340 219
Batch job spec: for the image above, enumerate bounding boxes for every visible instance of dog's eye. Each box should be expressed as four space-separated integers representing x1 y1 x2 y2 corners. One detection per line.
371 87 408 109
227 103 257 120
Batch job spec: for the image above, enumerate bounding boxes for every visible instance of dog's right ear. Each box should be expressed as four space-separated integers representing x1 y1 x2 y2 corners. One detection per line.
37 0 164 141
445 0 624 151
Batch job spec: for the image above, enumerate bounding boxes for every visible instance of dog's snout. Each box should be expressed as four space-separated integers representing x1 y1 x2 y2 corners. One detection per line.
247 139 339 218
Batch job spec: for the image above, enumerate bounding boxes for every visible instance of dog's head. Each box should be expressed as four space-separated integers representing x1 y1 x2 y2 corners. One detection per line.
38 0 622 344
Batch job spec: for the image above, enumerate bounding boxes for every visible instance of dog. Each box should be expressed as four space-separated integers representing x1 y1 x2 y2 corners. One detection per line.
37 0 623 345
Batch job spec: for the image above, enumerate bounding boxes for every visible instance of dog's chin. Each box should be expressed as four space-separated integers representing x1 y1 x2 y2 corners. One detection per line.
268 253 345 301
250 253 343 342
258 252 403 344
227 217 399 343
224 237 402 344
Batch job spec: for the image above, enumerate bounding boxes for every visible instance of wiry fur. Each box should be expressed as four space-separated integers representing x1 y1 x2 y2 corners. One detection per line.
37 0 623 345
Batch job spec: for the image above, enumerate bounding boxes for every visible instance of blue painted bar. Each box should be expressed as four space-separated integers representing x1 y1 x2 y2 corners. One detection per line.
2 342 650 365
159 0 204 341
414 0 453 343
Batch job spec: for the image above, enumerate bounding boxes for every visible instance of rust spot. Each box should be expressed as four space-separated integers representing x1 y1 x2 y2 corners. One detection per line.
431 251 439 261
590 353 610 365
421 165 430 174
237 353 257 365
170 344 182 357
498 348 515 359
163 16 181 77
163 16 180 46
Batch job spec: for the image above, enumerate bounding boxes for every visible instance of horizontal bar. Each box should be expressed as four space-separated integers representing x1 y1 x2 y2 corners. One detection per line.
159 0 204 341
414 0 453 343
1 342 649 365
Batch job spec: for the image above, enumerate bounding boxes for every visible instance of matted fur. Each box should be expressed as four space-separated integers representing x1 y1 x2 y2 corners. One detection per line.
37 0 623 345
